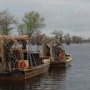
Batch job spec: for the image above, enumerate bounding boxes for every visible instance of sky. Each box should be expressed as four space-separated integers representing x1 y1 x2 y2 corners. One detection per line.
0 0 90 37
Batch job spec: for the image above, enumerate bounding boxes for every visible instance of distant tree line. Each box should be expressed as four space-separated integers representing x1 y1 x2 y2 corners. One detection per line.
51 30 90 44
0 10 90 45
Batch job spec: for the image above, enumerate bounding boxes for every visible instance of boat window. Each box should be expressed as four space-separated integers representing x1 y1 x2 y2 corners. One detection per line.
17 40 27 49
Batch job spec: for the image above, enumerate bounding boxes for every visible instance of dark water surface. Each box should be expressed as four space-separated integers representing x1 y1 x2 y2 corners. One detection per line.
0 43 90 90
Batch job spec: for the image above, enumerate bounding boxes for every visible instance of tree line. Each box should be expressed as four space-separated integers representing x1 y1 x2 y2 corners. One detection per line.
0 10 90 45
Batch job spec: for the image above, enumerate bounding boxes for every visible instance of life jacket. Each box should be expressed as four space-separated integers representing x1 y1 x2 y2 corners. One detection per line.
18 60 28 71
58 53 64 61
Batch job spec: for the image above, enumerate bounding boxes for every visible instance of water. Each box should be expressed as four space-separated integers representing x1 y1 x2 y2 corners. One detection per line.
0 43 90 90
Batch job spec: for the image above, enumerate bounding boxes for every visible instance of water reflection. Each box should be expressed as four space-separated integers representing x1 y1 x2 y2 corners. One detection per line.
0 82 25 90
28 68 67 90
0 74 44 90
0 68 67 90
48 68 66 90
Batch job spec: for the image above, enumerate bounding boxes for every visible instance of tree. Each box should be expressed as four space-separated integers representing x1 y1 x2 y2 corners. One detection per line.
17 11 45 36
30 30 47 45
52 30 63 43
64 33 71 45
17 23 26 35
0 10 16 35
72 35 83 43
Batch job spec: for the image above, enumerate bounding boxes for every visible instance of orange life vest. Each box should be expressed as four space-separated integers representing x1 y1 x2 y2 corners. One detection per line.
18 60 28 70
58 54 64 61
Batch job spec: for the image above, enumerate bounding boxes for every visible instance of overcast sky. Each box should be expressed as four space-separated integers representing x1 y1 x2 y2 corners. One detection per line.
0 0 90 37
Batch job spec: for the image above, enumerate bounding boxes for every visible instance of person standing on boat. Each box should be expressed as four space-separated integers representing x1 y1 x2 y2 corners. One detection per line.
58 48 65 61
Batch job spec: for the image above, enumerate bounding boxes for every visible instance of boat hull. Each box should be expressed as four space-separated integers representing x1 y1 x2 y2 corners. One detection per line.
50 57 72 68
0 63 50 81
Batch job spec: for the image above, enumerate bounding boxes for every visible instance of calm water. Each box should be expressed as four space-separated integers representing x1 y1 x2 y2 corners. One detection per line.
0 43 90 90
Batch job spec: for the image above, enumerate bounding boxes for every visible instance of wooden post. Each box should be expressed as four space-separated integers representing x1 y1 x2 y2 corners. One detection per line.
26 40 33 68
0 39 6 70
50 42 54 62
42 41 46 57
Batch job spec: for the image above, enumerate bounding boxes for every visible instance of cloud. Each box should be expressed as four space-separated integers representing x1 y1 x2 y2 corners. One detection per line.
0 0 90 37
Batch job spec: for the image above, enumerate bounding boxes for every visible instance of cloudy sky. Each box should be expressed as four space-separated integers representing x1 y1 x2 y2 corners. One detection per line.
0 0 90 37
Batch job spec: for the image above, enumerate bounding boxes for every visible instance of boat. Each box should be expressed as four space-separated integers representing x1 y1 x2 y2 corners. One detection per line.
0 35 50 81
50 54 72 68
42 38 72 68
50 44 72 68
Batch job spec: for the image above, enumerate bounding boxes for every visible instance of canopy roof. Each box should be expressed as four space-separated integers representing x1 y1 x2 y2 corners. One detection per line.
42 37 61 45
0 35 29 40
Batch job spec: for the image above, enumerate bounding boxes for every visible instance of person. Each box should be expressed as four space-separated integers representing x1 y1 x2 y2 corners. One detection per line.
58 48 65 61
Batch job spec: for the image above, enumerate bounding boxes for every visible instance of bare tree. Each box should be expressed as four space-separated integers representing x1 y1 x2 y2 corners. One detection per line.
0 10 16 35
30 30 46 45
52 30 63 43
64 33 71 45
72 35 83 43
